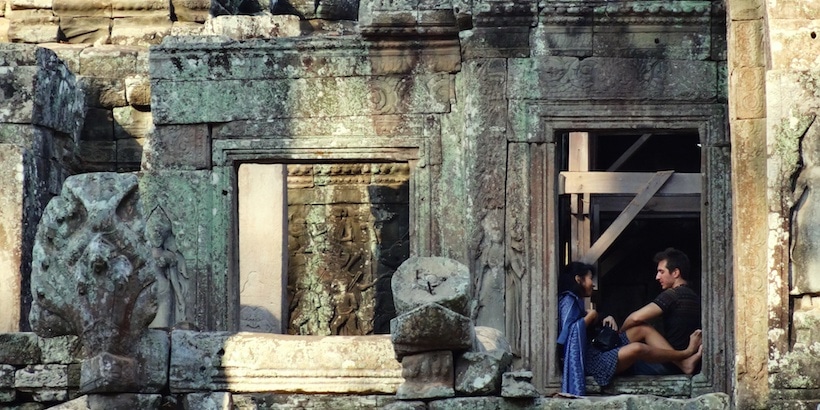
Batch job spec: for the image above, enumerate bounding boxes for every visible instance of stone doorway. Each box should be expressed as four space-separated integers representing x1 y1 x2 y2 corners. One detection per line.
237 162 410 336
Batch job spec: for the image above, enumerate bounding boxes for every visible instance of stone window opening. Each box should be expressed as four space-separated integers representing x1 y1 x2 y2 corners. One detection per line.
237 161 410 336
555 129 712 396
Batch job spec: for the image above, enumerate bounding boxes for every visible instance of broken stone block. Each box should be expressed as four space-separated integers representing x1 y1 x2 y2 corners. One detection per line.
391 303 474 358
39 335 82 365
500 370 538 398
454 350 512 396
30 173 159 361
50 393 163 409
392 257 471 316
0 333 42 365
80 353 138 394
473 326 511 353
397 351 454 400
184 392 232 409
15 365 69 396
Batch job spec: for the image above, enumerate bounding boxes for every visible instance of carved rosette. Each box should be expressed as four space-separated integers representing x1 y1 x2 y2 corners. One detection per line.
30 173 158 357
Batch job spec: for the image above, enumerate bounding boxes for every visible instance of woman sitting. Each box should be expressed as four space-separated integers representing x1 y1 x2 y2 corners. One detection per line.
556 262 703 395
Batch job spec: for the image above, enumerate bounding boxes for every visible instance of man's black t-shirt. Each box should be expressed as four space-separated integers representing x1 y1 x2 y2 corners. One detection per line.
653 284 701 351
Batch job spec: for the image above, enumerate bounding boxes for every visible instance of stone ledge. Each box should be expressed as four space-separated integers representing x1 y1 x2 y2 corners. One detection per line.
586 375 692 398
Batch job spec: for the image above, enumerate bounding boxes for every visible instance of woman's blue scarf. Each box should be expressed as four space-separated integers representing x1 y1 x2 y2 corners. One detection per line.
557 291 587 395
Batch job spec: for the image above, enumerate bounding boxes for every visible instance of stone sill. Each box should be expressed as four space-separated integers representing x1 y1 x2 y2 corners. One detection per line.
586 375 692 398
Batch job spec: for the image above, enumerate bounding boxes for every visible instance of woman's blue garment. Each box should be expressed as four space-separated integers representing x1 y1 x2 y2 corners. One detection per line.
557 291 588 395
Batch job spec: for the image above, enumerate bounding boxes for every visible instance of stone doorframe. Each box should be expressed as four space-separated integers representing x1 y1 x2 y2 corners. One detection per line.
210 135 429 331
508 102 732 395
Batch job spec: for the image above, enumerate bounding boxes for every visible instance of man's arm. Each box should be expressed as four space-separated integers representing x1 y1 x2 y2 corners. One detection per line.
620 302 663 332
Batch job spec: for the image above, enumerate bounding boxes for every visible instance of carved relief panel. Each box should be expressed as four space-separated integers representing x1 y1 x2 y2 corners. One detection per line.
286 163 410 336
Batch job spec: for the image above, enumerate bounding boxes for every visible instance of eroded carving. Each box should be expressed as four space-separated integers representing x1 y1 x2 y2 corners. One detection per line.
791 118 820 294
146 206 191 328
30 173 158 356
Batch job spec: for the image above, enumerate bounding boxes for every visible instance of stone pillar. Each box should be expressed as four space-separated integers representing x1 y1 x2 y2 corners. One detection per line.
238 163 288 333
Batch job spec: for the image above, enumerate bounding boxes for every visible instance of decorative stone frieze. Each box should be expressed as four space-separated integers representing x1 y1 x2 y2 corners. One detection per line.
396 351 454 400
169 331 403 393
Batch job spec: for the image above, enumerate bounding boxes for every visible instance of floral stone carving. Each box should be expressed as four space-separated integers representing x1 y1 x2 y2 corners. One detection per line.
29 173 159 392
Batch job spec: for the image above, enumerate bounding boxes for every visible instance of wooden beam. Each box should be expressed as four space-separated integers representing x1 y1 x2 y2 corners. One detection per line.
580 171 674 264
606 133 652 172
568 132 590 262
559 172 701 195
594 195 701 213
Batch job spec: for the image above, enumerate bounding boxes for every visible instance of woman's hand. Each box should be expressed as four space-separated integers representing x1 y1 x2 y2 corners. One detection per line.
584 308 598 327
602 315 619 331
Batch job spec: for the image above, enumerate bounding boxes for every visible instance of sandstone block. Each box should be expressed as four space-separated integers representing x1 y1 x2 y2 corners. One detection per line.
0 333 42 365
0 146 24 334
531 24 592 57
15 364 68 389
79 139 116 164
39 43 89 73
392 256 471 316
124 75 150 106
80 353 137 393
53 0 113 18
0 18 8 42
169 331 402 393
184 392 232 410
79 46 139 77
170 21 204 36
0 390 14 403
39 336 82 365
500 370 538 398
112 0 168 18
474 326 511 353
142 124 210 171
80 77 126 108
33 389 68 402
171 0 209 23
769 19 820 71
50 393 163 409
396 351 454 400
32 47 87 140
7 9 58 43
59 16 111 44
110 16 171 46
0 365 14 387
113 106 152 139
390 303 474 358
201 14 301 39
116 137 144 166
81 108 114 141
9 0 53 10
454 350 511 396
0 65 36 123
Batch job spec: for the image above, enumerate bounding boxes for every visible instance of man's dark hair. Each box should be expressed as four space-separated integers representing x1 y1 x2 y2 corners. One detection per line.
558 261 595 297
653 247 691 280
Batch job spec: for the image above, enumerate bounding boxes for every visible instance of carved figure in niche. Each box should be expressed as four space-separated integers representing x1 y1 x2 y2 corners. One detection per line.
145 206 191 328
330 280 359 335
506 219 526 355
791 121 820 294
30 173 158 357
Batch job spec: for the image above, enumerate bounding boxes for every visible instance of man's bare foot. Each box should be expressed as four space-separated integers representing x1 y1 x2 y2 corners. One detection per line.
686 329 703 355
680 345 703 375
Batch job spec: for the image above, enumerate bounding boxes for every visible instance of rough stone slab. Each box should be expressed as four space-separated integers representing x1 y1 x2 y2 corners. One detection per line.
50 393 163 409
15 364 68 389
0 65 36 123
58 16 111 44
53 0 113 18
113 106 152 139
0 333 42 364
184 392 231 409
586 375 692 398
391 303 474 358
500 370 537 398
111 0 168 18
142 124 209 171
200 15 301 39
0 146 24 333
507 57 718 101
124 75 150 106
169 331 403 393
149 36 372 80
80 77 126 108
32 47 87 140
231 394 398 409
39 336 82 364
110 16 172 47
78 46 140 77
397 351 454 400
151 74 451 125
0 365 14 387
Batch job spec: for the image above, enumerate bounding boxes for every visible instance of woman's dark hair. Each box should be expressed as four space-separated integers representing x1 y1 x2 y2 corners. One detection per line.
558 261 595 297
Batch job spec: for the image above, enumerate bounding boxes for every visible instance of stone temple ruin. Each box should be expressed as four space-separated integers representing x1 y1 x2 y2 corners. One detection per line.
1 0 820 408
